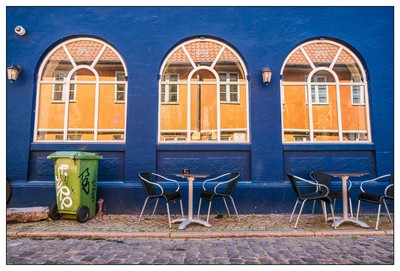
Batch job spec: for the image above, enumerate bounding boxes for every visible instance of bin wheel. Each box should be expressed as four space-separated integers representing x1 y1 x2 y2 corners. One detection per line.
76 206 90 223
49 204 62 220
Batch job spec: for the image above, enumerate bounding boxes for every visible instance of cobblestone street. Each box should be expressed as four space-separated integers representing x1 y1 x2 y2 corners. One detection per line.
7 236 394 265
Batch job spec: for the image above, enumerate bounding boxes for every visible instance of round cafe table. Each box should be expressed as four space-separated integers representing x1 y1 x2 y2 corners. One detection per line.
323 172 370 229
171 173 212 230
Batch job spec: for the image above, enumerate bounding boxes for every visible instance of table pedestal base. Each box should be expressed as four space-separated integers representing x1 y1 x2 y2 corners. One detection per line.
332 217 370 228
172 217 212 230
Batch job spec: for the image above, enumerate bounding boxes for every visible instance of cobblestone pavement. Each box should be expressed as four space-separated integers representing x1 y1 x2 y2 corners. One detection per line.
6 213 394 238
6 236 394 265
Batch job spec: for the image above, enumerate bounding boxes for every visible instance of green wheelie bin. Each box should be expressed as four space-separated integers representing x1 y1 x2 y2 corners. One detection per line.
47 151 102 222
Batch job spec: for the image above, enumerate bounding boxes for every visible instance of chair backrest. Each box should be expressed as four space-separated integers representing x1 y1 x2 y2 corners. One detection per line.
386 174 394 198
138 172 156 196
224 173 240 195
310 170 331 188
287 173 302 200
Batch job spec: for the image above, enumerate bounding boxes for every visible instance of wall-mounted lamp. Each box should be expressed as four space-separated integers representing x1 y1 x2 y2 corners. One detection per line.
7 64 22 82
261 66 272 85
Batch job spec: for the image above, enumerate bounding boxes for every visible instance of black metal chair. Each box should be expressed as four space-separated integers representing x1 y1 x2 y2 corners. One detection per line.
197 172 240 223
310 170 353 217
287 173 337 229
138 172 184 228
356 174 394 230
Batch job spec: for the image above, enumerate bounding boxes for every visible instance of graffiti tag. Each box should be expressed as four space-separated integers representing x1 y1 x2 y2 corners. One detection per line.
56 164 73 210
79 168 90 195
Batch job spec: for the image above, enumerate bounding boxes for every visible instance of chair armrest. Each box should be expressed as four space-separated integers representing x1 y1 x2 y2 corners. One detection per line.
202 173 231 191
138 174 164 195
151 173 180 192
360 174 391 193
384 183 394 198
214 174 240 195
295 175 330 197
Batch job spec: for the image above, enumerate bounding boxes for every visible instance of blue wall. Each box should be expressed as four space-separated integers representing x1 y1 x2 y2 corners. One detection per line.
6 6 394 214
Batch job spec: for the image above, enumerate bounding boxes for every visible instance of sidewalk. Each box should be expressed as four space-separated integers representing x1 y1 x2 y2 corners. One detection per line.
6 213 394 239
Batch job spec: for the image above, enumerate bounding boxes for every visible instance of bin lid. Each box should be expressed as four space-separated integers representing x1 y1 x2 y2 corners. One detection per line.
47 151 103 160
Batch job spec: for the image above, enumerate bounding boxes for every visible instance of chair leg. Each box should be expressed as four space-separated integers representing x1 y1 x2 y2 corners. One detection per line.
138 197 149 223
289 200 299 222
348 197 353 218
329 203 337 229
180 199 184 217
383 199 392 223
311 200 316 214
356 200 361 220
294 200 306 229
376 203 382 231
151 198 159 218
206 201 212 223
222 197 231 217
321 201 327 222
229 196 240 222
166 202 172 229
197 198 202 218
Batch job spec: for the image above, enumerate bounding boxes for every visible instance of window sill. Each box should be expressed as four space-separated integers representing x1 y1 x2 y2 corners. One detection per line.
30 142 125 152
157 143 251 151
283 143 375 151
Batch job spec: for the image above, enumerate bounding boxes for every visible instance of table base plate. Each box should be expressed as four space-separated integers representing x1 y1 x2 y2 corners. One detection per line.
332 218 370 228
172 218 212 230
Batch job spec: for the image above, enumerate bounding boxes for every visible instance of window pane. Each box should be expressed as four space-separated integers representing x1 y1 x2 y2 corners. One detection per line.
282 85 310 141
340 85 368 141
98 84 125 141
303 42 340 68
36 83 66 140
190 71 217 141
312 85 338 141
333 49 364 82
68 76 96 141
221 83 247 141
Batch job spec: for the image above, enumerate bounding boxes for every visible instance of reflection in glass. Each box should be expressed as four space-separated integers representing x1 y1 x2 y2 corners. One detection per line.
35 38 127 142
159 39 248 143
281 40 370 143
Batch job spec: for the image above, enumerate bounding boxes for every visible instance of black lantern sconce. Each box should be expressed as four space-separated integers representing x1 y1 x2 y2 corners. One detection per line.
7 64 22 83
261 66 272 85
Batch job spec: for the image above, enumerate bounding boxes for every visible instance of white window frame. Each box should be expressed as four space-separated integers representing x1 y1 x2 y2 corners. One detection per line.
158 38 249 143
219 72 240 103
280 39 371 143
52 71 76 102
115 71 126 103
161 74 179 104
351 85 365 105
34 37 128 142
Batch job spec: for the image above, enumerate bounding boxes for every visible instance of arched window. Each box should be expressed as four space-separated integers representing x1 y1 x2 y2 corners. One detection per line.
281 39 371 143
158 38 249 143
34 37 127 142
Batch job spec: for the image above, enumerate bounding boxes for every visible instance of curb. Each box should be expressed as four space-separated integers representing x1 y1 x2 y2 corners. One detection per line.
7 230 393 239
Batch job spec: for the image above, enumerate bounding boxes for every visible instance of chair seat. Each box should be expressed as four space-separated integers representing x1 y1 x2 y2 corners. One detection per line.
301 191 331 202
358 192 384 204
200 190 229 201
329 190 350 199
163 191 182 202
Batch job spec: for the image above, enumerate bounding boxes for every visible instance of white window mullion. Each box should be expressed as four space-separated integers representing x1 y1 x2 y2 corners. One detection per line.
217 79 221 142
187 81 191 142
63 82 70 141
94 82 100 141
91 45 107 68
307 81 314 142
63 45 77 68
336 83 343 141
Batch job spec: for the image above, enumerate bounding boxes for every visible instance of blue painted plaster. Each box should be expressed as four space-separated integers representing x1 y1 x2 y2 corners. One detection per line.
6 6 394 214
